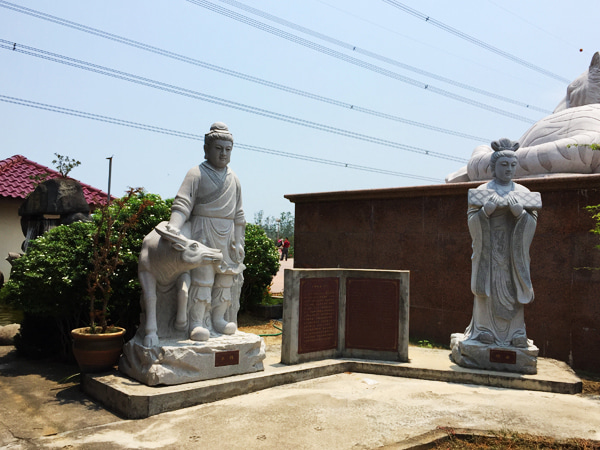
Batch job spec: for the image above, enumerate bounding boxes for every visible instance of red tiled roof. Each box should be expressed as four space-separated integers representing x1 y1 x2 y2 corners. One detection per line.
0 155 108 206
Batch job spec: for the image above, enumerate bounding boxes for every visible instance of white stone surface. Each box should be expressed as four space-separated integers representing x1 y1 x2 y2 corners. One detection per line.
446 52 600 183
554 51 600 112
138 221 225 347
0 323 19 345
451 333 538 375
119 331 265 386
451 143 539 374
461 105 600 182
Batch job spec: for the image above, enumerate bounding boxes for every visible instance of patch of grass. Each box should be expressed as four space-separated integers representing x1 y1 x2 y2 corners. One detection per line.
260 293 283 306
432 428 600 449
409 336 449 350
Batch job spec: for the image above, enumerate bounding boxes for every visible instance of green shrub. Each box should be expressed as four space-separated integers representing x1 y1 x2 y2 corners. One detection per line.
0 195 279 359
0 192 171 360
240 224 280 311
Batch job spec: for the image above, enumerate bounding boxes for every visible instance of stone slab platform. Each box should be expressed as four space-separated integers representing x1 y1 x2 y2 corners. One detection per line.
82 346 582 419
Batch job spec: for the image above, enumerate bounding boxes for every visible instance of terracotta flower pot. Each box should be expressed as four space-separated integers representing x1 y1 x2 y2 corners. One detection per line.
71 327 126 373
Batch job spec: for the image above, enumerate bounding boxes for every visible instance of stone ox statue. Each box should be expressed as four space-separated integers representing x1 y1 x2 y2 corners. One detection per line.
138 221 223 347
447 51 600 183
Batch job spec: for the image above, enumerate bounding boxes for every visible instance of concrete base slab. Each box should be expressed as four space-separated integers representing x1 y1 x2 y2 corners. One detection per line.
119 331 266 386
83 346 582 419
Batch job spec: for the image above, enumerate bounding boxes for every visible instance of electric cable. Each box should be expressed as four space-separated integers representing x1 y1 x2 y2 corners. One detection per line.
0 94 444 183
0 0 489 143
0 39 468 164
380 0 570 83
184 0 538 124
212 0 551 114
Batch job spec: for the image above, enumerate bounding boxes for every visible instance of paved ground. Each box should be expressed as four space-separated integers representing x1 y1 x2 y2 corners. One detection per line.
270 257 293 295
1 260 599 448
1 341 600 449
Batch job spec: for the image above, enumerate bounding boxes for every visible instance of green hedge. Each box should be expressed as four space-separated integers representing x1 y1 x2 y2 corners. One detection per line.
0 194 279 359
239 224 280 310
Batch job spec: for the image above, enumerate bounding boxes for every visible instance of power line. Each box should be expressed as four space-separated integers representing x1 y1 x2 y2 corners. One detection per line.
213 0 551 114
0 40 468 164
0 0 489 143
0 94 443 183
184 0 537 124
381 0 570 84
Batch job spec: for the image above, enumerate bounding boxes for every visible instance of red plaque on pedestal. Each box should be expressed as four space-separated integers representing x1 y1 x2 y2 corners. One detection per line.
215 350 240 367
489 349 517 364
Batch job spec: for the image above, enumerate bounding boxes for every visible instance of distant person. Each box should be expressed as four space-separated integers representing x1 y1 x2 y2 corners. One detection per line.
281 237 290 261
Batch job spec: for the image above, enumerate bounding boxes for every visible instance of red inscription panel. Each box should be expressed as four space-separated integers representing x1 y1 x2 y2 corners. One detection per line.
345 278 399 351
298 277 339 354
215 350 239 367
489 349 517 364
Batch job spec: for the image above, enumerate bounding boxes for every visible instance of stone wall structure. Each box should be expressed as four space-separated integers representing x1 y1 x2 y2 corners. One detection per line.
285 174 600 373
281 268 409 365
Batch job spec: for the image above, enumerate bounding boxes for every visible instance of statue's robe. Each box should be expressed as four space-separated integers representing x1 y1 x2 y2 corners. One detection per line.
464 181 537 346
171 161 245 322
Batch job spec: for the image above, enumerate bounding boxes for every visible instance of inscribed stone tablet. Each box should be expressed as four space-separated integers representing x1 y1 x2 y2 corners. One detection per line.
298 277 339 354
345 278 399 351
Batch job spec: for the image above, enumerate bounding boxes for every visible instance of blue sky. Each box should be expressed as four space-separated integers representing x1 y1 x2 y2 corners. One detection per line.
1 0 597 220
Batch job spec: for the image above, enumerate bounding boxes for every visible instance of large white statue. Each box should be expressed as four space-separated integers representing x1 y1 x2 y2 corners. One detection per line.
167 122 246 341
554 51 600 112
451 139 541 374
120 123 265 386
447 52 600 183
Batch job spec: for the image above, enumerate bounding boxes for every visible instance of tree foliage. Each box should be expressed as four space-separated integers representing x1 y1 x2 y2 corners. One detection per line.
240 223 280 310
86 188 154 333
0 193 281 358
254 210 294 251
0 191 171 359
52 153 81 177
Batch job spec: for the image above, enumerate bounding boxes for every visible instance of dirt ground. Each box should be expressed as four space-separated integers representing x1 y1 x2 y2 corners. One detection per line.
238 312 283 347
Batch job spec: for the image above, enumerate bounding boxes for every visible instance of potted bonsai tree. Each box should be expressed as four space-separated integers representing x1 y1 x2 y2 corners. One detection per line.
71 188 153 372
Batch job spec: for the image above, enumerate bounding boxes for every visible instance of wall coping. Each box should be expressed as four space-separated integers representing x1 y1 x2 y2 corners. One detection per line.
284 174 600 204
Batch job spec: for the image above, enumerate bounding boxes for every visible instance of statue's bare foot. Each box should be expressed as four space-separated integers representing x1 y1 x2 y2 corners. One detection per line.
477 331 494 344
143 333 159 347
190 326 210 341
511 335 528 348
174 319 187 331
213 319 236 335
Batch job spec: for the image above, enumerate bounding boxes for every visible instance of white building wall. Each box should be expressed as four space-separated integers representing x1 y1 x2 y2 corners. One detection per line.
0 198 24 281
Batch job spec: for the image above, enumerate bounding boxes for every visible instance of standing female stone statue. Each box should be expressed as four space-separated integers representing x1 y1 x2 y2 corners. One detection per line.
451 138 541 373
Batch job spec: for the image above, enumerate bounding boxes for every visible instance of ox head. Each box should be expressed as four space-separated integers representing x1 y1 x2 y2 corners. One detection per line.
155 222 223 265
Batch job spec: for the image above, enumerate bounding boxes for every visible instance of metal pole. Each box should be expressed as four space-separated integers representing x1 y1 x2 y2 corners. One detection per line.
106 156 113 204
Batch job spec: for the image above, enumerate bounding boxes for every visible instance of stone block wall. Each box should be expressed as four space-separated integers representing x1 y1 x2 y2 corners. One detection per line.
285 175 600 373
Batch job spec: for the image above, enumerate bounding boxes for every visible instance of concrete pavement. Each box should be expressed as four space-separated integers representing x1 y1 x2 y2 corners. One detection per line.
1 260 598 448
1 342 599 449
270 257 293 295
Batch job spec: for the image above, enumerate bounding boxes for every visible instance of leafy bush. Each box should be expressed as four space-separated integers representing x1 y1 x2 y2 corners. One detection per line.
0 194 280 358
240 224 280 311
0 191 171 360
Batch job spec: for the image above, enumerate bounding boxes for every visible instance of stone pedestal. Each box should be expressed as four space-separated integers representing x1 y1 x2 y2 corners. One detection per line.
450 333 538 375
119 331 266 386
